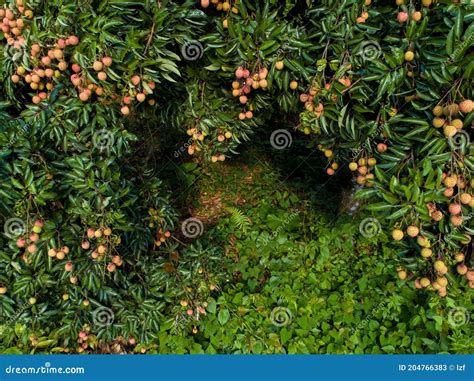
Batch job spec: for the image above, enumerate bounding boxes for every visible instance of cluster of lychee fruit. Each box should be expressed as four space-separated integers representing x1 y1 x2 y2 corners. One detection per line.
74 325 101 353
348 156 377 186
0 0 32 49
391 225 423 242
425 174 474 226
216 130 233 142
77 334 138 354
231 65 268 117
314 145 338 176
397 253 470 297
70 55 111 103
214 130 234 161
431 100 473 138
71 61 156 113
148 209 173 246
185 127 227 162
76 330 93 353
453 254 474 289
186 127 208 149
231 63 291 116
443 174 473 206
200 0 240 29
14 220 44 258
84 227 122 272
3 5 158 115
396 10 422 24
154 229 171 247
409 254 474 295
408 267 451 297
185 127 233 160
396 0 432 7
299 86 324 121
298 76 353 128
393 220 473 292
119 75 156 115
355 0 372 23
210 152 226 162
47 245 71 260
356 11 369 24
9 35 81 104
180 299 208 334
200 0 239 14
180 299 207 318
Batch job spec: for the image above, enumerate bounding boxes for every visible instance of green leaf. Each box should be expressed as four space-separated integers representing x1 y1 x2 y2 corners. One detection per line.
218 309 230 325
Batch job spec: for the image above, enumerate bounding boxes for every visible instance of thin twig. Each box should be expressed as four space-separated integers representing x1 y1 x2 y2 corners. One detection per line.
144 23 156 55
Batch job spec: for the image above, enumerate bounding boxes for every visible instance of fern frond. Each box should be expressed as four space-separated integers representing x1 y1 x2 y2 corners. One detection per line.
225 207 252 232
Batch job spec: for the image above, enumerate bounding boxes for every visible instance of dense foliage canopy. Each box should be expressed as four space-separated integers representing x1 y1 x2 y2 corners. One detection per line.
0 0 472 353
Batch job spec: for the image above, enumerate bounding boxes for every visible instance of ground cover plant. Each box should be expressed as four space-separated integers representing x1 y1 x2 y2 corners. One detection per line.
0 0 472 354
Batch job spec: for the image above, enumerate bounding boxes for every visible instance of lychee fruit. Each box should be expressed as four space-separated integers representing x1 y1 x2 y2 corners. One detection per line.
406 225 419 237
392 229 404 241
448 203 461 215
397 12 408 23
